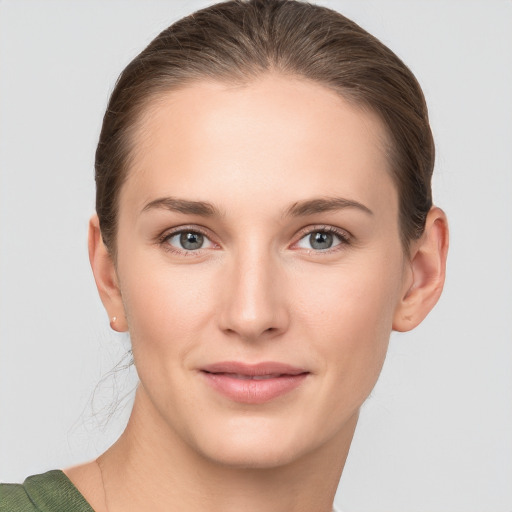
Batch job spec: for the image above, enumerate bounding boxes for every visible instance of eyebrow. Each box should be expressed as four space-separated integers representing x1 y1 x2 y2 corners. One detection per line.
285 197 373 217
141 195 373 218
141 197 219 217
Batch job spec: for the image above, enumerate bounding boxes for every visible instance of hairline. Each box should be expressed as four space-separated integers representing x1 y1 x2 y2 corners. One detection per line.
105 71 408 260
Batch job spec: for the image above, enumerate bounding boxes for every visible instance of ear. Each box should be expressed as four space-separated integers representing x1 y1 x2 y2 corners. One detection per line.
88 215 128 332
393 206 449 332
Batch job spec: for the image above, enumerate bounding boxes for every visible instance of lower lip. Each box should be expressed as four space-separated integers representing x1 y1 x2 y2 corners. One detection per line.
201 372 309 404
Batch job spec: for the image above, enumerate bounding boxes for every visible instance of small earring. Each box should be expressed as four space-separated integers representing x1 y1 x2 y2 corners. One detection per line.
110 316 117 330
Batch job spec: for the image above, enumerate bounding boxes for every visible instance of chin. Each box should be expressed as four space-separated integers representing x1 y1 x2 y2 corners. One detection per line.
187 414 335 470
201 438 307 470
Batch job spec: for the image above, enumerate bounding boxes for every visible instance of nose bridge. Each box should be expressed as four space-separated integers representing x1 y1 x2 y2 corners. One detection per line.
219 240 288 340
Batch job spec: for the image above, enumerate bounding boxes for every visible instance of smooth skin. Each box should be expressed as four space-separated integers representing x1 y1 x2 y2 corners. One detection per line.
66 74 448 512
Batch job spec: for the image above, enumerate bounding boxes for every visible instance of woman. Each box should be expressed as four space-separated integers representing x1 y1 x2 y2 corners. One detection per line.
0 0 448 510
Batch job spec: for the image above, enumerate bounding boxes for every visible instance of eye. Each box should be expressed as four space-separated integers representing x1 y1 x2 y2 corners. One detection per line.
162 230 216 252
295 228 348 251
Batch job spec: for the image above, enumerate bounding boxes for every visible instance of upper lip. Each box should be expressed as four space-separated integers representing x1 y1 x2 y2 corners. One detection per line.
200 361 308 376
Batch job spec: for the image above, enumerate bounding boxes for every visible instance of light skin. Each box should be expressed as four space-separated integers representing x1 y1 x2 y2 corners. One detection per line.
66 74 448 512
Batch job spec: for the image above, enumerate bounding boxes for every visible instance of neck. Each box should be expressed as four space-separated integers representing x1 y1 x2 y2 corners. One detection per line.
98 386 357 512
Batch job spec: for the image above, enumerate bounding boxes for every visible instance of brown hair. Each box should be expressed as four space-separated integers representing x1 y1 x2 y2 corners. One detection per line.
95 0 434 256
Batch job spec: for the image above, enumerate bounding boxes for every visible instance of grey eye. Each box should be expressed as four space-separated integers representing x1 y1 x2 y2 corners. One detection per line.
296 229 344 251
309 232 334 250
165 230 214 251
179 232 204 250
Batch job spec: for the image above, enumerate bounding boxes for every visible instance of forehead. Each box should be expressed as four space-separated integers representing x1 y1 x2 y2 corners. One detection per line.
122 74 397 219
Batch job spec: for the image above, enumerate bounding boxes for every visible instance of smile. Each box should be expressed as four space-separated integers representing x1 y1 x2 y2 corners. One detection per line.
200 362 310 404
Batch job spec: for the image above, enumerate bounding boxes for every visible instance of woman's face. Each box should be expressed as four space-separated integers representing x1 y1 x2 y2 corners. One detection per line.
113 74 409 467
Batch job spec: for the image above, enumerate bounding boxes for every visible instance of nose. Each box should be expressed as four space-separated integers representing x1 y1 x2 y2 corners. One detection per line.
218 247 290 342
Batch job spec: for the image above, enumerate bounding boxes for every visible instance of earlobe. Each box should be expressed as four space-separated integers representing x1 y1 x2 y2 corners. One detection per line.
88 215 128 332
392 207 449 332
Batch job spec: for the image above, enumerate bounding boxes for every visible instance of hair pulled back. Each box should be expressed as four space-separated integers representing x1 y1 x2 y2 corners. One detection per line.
95 0 434 256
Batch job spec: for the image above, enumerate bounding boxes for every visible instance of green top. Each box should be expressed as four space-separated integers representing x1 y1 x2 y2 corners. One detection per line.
0 470 94 512
1 470 344 512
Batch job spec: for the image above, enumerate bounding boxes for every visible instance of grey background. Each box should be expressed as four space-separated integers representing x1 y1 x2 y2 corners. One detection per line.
1 1 511 511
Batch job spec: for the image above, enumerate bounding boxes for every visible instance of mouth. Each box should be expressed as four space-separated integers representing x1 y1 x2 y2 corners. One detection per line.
200 361 310 404
211 373 288 380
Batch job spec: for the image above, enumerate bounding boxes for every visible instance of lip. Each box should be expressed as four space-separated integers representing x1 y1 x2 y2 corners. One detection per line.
200 361 310 404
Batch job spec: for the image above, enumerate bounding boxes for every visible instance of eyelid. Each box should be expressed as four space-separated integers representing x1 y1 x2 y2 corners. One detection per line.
291 224 352 252
156 223 351 255
157 225 220 255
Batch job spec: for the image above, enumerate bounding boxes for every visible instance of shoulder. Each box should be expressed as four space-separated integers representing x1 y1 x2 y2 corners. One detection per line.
0 481 35 512
0 470 94 512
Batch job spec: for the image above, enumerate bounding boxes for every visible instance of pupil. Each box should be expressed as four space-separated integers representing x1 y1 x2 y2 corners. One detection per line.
310 231 333 250
180 232 204 250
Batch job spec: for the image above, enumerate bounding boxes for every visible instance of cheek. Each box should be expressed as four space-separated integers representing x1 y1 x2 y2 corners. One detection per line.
116 249 216 375
297 254 401 334
294 251 404 397
116 262 221 425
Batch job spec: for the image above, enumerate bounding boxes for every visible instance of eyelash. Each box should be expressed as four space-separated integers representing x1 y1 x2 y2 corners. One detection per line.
293 225 351 254
157 225 216 256
157 224 351 256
